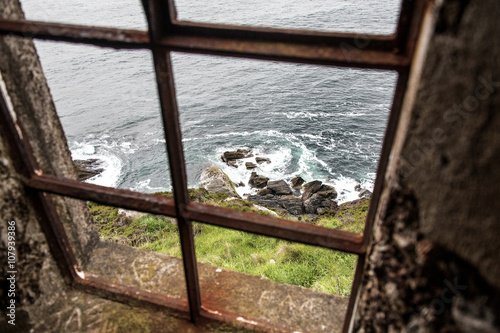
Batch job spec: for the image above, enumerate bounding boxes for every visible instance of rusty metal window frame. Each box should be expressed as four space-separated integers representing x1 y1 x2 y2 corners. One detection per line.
0 0 428 331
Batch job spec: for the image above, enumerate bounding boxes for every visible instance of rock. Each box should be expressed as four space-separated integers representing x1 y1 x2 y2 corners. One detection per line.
318 184 338 200
280 195 304 215
338 198 367 210
222 149 253 162
238 181 245 187
302 180 322 194
246 162 257 169
267 180 292 195
248 172 269 188
359 189 372 198
237 148 253 157
291 176 305 189
354 184 361 191
303 191 338 215
227 160 238 168
256 157 271 164
247 194 303 215
200 166 239 197
257 188 274 196
302 180 323 201
74 159 104 181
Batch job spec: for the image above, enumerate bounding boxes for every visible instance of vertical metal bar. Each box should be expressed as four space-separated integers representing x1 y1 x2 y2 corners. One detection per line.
142 0 201 321
151 48 201 322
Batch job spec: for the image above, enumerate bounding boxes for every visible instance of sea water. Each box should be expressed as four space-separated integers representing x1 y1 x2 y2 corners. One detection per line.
21 0 401 203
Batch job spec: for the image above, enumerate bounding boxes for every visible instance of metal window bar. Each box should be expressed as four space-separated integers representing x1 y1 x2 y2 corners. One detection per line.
0 0 428 331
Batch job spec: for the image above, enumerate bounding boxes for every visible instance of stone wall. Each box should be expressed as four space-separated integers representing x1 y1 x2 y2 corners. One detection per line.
353 0 500 331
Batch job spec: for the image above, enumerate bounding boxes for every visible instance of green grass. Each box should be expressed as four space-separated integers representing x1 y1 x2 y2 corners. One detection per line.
88 190 369 297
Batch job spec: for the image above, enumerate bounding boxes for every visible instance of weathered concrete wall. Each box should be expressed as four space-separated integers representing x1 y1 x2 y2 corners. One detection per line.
0 0 99 266
354 0 500 331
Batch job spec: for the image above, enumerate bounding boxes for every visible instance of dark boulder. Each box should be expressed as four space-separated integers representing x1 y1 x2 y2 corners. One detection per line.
302 180 322 194
248 172 269 188
227 160 238 168
246 162 257 169
256 157 271 164
291 176 305 189
257 188 274 196
303 191 338 215
74 159 104 181
354 184 361 191
317 184 338 200
222 149 253 162
247 194 303 215
267 180 292 195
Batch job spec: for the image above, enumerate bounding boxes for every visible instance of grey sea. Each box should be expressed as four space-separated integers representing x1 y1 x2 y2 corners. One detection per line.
21 0 401 202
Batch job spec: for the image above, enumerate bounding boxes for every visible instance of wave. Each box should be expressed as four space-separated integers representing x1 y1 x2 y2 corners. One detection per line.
70 138 124 188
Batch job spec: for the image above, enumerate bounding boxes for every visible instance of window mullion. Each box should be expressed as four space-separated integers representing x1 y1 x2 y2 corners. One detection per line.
152 47 202 322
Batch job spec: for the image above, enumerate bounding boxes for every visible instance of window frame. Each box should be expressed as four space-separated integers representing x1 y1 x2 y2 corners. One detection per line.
0 0 428 331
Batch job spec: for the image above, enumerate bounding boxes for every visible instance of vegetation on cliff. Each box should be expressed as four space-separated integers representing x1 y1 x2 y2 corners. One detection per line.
88 189 369 297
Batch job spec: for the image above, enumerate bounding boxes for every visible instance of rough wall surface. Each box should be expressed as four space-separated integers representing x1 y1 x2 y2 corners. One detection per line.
0 0 99 265
354 0 500 332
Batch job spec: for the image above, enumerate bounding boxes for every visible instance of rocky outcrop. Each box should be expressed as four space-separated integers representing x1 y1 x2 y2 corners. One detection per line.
291 176 305 189
246 162 257 169
246 177 339 216
74 159 104 181
221 149 253 162
248 172 269 188
256 157 271 164
302 180 322 195
247 194 303 215
302 182 338 214
267 180 292 195
200 166 239 197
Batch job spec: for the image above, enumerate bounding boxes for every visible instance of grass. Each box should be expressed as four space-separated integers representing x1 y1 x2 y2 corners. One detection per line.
88 189 369 297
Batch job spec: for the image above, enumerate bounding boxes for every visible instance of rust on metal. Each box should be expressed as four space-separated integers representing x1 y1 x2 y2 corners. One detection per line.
144 0 202 321
0 18 150 49
25 174 364 254
186 202 364 254
162 33 408 70
26 174 177 216
0 17 409 70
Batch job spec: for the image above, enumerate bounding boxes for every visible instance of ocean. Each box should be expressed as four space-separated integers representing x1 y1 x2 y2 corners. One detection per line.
21 0 401 203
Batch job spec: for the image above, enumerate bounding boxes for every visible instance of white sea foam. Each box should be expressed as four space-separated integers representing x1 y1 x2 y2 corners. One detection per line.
71 139 123 188
130 179 166 193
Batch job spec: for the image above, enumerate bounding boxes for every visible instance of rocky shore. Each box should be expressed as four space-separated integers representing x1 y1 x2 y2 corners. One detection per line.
202 149 372 216
73 148 372 216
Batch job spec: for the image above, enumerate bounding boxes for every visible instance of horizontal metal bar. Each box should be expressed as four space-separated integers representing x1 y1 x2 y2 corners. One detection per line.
0 18 409 70
25 174 177 216
163 33 408 70
185 202 364 254
0 18 150 49
25 174 364 254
